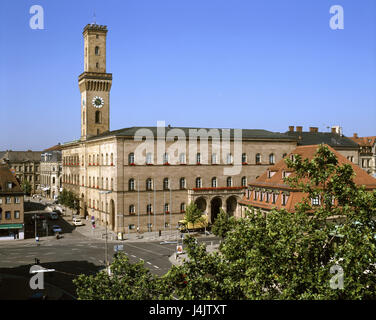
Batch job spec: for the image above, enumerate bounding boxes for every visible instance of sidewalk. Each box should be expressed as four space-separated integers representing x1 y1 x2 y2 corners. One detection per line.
168 243 220 266
58 204 195 243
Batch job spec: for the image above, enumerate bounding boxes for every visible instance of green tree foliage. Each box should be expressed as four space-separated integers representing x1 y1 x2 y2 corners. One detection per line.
58 189 79 212
73 253 170 300
211 209 235 239
183 202 205 230
74 145 376 299
21 180 32 195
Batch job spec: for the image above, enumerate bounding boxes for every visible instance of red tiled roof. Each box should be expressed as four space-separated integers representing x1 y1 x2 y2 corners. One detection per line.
0 164 23 194
43 144 62 152
349 136 376 147
241 144 376 212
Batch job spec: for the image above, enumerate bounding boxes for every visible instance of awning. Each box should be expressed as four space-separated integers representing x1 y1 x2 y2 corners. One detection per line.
0 224 24 230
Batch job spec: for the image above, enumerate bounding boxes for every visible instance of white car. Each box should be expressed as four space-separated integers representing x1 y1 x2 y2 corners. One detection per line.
73 217 84 226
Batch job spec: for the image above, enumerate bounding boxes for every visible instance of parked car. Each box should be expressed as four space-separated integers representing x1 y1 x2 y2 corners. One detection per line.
73 217 84 226
52 225 62 233
49 212 59 220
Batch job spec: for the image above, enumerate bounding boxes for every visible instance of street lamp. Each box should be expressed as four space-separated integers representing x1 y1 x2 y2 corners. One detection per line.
99 190 112 275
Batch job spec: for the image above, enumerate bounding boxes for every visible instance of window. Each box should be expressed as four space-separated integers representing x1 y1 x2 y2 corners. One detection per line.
254 191 257 200
6 197 11 204
96 62 99 69
226 177 232 187
195 177 202 188
146 178 153 191
110 153 113 165
129 179 135 191
269 153 275 165
311 196 320 206
15 197 20 204
179 178 186 189
5 211 11 220
129 205 135 215
129 153 135 164
179 153 186 164
95 111 101 123
196 153 201 164
255 153 261 164
0 198 2 204
266 193 270 203
147 204 152 214
95 46 99 55
272 193 277 204
282 194 287 206
211 177 217 188
163 178 169 190
227 153 233 164
241 176 247 187
180 203 186 213
164 203 169 213
163 153 169 164
146 153 153 164
212 153 217 164
282 153 287 158
242 153 247 163
260 192 264 201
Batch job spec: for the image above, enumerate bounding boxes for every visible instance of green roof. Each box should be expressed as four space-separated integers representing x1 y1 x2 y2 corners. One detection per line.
0 223 23 230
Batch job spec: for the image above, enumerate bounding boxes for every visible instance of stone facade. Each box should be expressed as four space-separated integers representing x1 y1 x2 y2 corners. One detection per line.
0 151 42 194
0 164 24 240
40 145 63 200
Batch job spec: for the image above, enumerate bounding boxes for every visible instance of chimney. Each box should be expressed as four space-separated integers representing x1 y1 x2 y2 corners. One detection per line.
309 127 318 133
296 126 303 133
353 133 358 138
288 126 294 132
331 127 337 134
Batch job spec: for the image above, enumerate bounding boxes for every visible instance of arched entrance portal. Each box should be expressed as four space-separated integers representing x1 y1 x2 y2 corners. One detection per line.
210 197 222 223
110 199 115 230
226 196 238 216
195 197 207 213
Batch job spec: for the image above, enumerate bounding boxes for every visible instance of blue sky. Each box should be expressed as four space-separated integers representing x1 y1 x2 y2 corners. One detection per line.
0 0 375 150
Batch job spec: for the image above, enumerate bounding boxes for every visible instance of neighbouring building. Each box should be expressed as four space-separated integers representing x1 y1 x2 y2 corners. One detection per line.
61 23 299 234
40 144 63 200
239 144 376 216
285 126 359 164
0 164 25 240
0 150 42 194
349 134 376 177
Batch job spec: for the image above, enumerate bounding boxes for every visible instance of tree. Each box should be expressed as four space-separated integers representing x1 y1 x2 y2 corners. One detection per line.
211 209 235 239
183 202 206 232
58 189 79 213
73 145 376 299
73 252 171 300
21 180 32 195
164 145 376 299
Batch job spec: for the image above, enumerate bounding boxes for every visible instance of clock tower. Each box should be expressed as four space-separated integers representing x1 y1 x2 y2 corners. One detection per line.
79 24 112 140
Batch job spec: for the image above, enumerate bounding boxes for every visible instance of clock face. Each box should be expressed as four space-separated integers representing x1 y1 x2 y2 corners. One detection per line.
92 96 104 108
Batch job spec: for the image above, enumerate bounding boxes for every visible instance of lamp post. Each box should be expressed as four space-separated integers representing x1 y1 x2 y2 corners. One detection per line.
100 190 112 274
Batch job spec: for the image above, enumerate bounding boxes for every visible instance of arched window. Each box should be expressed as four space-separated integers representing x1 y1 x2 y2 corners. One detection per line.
269 153 275 165
129 205 135 215
256 153 261 164
110 153 113 165
241 176 247 187
129 179 135 191
129 153 135 165
163 178 169 190
195 177 202 188
146 178 153 191
211 177 217 188
179 178 186 189
227 177 232 187
106 153 108 165
95 110 101 124
196 153 201 164
95 46 99 55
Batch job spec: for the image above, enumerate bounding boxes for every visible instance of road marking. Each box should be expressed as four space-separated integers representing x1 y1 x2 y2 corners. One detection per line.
147 262 152 265
153 265 159 269
123 243 166 257
131 255 136 258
